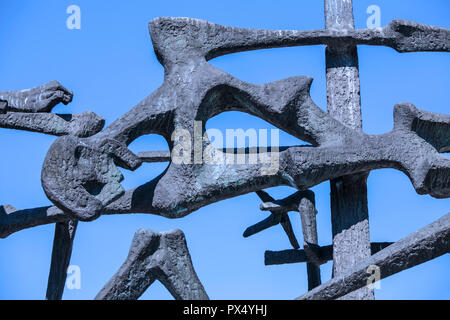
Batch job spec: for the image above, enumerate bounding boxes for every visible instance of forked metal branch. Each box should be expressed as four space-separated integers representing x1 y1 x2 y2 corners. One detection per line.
95 228 208 300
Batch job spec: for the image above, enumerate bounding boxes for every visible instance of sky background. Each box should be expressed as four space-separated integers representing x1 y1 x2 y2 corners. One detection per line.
0 0 449 300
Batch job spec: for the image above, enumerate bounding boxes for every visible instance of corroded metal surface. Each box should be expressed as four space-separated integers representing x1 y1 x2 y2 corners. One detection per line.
95 229 208 300
297 213 450 300
1 1 449 300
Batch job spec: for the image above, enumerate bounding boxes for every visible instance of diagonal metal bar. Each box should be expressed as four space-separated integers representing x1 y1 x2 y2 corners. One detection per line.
250 189 320 288
280 213 300 250
46 219 78 300
297 213 450 300
243 212 282 238
243 190 301 249
255 190 275 203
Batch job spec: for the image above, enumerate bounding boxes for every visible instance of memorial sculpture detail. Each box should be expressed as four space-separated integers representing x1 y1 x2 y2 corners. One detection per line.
1 0 449 300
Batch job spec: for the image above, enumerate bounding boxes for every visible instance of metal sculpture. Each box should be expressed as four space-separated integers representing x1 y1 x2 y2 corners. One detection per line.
1 0 449 300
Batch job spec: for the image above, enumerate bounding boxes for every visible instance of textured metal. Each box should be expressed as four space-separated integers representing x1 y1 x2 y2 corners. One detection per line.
325 0 373 300
243 190 304 249
95 228 208 300
46 219 78 300
297 213 450 300
1 2 449 300
298 196 321 290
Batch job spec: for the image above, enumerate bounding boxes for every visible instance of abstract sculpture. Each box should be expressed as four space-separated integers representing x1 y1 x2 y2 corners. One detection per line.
96 228 208 300
1 0 449 300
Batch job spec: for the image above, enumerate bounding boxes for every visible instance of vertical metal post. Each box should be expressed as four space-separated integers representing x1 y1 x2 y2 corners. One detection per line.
298 196 321 290
324 0 374 300
46 219 78 300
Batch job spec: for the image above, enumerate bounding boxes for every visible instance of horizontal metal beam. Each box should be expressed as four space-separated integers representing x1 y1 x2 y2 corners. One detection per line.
265 242 393 265
95 228 208 300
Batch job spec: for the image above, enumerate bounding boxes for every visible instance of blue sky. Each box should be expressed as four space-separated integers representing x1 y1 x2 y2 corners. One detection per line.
0 0 449 300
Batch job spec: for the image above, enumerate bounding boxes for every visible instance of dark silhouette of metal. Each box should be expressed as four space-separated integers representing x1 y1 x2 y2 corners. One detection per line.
1 0 449 299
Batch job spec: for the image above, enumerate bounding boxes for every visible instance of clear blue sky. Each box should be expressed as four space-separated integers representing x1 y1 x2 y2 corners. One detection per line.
0 0 449 300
